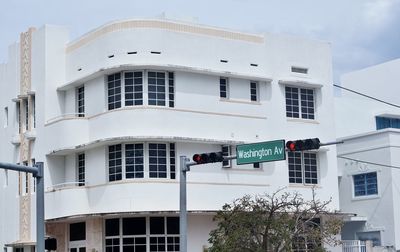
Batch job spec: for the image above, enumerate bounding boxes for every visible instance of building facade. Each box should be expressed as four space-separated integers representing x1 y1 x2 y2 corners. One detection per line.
0 19 339 252
336 59 400 250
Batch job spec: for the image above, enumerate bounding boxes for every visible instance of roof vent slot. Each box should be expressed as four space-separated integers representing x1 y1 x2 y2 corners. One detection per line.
291 66 308 74
127 51 137 55
151 51 161 54
250 63 258 67
108 55 114 58
220 59 228 63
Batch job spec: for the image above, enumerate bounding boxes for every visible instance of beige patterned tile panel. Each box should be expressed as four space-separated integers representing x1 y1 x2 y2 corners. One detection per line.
67 20 264 53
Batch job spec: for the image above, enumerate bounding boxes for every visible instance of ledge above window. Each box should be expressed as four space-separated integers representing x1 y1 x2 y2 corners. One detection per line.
58 63 272 91
278 79 323 89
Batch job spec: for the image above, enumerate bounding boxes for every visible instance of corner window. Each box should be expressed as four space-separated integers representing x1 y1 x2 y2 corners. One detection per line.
107 73 122 110
376 116 400 130
285 86 315 120
250 81 258 102
353 172 378 197
288 152 318 184
220 77 228 99
108 143 176 182
76 86 85 117
107 71 174 110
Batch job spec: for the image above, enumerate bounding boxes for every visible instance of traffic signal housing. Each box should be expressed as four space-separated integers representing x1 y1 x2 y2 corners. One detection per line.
192 152 224 164
286 138 320 151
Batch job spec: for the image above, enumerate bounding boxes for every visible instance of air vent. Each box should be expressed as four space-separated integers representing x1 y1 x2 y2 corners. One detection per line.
220 59 228 63
291 66 308 74
151 51 161 54
108 55 114 58
127 51 137 55
250 63 258 67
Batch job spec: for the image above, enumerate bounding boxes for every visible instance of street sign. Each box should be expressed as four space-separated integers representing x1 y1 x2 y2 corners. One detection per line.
236 140 286 165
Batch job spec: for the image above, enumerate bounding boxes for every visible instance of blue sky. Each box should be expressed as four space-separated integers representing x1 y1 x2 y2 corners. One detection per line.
1 0 399 84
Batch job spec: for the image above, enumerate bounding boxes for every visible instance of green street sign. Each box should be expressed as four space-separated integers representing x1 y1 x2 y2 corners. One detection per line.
236 140 286 165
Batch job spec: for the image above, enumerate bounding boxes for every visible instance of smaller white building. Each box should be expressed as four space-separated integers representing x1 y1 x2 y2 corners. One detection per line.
336 58 400 250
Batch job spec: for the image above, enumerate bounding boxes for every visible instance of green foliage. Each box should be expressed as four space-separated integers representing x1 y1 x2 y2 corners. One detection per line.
208 189 342 252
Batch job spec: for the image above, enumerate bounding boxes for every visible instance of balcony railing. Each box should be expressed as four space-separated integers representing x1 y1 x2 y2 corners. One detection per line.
342 240 367 252
47 181 85 192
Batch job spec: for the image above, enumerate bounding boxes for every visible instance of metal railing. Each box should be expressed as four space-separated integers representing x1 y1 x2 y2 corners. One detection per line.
342 240 367 252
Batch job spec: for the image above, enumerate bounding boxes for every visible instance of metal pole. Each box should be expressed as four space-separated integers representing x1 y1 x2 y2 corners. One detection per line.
0 162 38 176
179 156 188 252
35 162 45 252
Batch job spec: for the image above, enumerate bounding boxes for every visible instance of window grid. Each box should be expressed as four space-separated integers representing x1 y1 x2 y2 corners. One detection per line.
77 86 85 117
288 152 318 185
220 77 228 98
222 145 231 168
105 217 179 252
376 116 400 130
300 88 315 119
109 144 122 182
149 143 167 178
148 72 166 106
354 172 378 196
285 87 315 119
169 143 176 180
125 72 143 106
78 153 85 186
250 82 258 101
125 144 144 179
168 72 175 108
16 101 21 133
108 73 122 110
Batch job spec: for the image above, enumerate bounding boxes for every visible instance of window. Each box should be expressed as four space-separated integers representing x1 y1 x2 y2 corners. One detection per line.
168 72 175 108
285 86 315 120
31 95 35 128
250 81 258 102
108 144 122 182
105 217 179 252
24 99 29 131
4 107 8 127
31 159 35 192
125 144 144 179
125 72 143 106
148 71 166 106
70 222 86 241
77 153 85 186
376 116 400 130
357 231 381 246
353 172 378 197
76 86 85 117
108 143 176 181
15 248 24 252
107 73 122 110
16 101 21 133
23 162 29 194
108 71 174 110
222 145 231 168
220 77 228 98
288 152 318 184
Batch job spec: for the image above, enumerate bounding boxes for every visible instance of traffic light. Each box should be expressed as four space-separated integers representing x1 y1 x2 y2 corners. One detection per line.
192 152 224 164
286 138 320 151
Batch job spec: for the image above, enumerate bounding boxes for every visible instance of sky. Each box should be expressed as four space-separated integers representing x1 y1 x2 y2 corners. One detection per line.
1 0 399 84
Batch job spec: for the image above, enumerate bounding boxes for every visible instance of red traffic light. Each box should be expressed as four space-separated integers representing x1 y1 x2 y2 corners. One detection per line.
192 152 225 164
286 138 320 151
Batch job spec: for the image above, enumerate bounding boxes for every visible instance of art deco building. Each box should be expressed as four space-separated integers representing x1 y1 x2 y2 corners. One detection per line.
0 19 339 252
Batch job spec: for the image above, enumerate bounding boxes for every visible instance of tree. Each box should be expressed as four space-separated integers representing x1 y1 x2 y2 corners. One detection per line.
208 189 342 252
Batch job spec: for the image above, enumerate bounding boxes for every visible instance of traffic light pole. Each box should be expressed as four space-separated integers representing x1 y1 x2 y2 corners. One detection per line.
0 162 45 252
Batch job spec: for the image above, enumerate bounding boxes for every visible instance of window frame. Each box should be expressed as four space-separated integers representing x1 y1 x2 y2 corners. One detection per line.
77 153 85 186
76 85 85 117
285 86 316 120
107 70 175 111
353 172 378 197
107 142 176 182
250 81 259 102
288 151 319 185
219 77 229 99
104 216 179 252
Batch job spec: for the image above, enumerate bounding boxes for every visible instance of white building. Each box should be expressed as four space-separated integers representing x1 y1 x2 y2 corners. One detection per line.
0 19 339 252
336 59 400 250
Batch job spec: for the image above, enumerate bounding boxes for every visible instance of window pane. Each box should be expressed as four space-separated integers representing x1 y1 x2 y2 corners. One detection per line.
105 219 120 236
123 217 146 235
148 71 166 107
150 217 165 234
108 73 122 110
70 222 86 241
149 143 168 178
